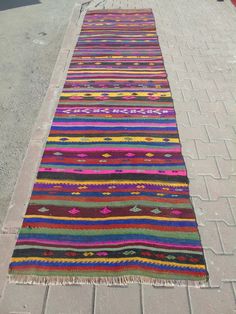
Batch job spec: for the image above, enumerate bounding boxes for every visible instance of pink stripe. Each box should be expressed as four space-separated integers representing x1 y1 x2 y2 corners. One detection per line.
17 239 201 250
45 147 181 152
39 168 186 176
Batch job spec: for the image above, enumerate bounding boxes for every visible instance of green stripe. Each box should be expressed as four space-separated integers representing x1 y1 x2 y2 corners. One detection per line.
40 164 185 170
9 270 205 281
29 199 192 208
20 227 200 240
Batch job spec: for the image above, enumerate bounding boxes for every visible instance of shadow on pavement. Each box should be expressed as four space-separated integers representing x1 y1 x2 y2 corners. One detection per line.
0 0 41 11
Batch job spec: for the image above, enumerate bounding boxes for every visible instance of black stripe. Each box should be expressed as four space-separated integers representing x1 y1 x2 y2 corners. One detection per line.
12 248 204 265
37 172 189 183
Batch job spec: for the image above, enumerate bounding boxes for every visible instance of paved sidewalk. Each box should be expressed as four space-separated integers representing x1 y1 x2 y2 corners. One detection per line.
0 0 236 313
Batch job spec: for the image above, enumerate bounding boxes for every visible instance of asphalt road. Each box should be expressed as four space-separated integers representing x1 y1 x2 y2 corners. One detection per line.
0 0 80 226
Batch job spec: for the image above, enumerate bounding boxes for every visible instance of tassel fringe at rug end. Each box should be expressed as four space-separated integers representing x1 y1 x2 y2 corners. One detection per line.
8 274 208 288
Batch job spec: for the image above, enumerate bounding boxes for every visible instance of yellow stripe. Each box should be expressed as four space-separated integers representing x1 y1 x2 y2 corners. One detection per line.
36 179 187 187
11 257 205 269
47 136 179 144
60 91 171 97
24 214 194 222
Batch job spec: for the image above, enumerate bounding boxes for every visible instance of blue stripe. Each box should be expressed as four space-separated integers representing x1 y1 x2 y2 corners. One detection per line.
40 163 184 167
23 217 196 227
18 234 200 245
51 126 177 131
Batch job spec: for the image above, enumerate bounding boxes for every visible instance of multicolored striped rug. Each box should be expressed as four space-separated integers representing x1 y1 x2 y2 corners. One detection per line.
9 9 208 286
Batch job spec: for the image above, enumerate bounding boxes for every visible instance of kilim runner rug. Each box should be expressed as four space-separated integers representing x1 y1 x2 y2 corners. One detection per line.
9 9 208 286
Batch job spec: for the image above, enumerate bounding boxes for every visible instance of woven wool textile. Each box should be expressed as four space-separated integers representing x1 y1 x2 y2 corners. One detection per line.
9 9 208 285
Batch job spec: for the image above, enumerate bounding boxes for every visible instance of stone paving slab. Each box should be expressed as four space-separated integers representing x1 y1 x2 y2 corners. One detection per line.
0 284 47 314
95 285 142 314
46 286 94 314
0 0 236 313
143 286 190 314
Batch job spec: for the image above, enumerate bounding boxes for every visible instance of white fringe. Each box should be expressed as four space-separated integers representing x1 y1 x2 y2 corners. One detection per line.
9 274 208 288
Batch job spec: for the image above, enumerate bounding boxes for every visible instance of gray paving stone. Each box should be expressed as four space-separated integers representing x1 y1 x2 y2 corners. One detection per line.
185 157 220 179
182 89 210 103
171 78 193 91
228 198 236 224
181 140 198 159
215 112 236 129
174 100 200 113
171 88 184 102
225 141 236 159
165 61 187 74
205 176 236 200
177 69 201 81
175 111 190 126
0 284 46 314
143 286 190 314
189 176 209 200
178 125 208 142
204 250 236 287
195 140 230 159
206 126 236 142
189 283 236 314
232 282 236 302
192 197 235 225
188 112 218 127
46 286 94 314
206 89 235 103
190 78 217 91
0 235 16 297
95 284 141 314
215 158 236 178
217 222 236 254
185 59 210 73
223 99 236 114
197 100 227 114
198 222 223 254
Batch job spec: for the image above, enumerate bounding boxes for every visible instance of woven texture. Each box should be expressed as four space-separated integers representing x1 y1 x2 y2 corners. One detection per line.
9 9 208 285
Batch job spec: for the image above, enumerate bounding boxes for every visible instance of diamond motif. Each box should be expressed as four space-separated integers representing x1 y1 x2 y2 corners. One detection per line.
102 153 111 158
145 153 154 157
129 205 142 213
125 153 135 157
151 208 161 214
38 207 49 213
100 207 111 214
68 208 80 215
171 210 182 215
123 250 136 256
